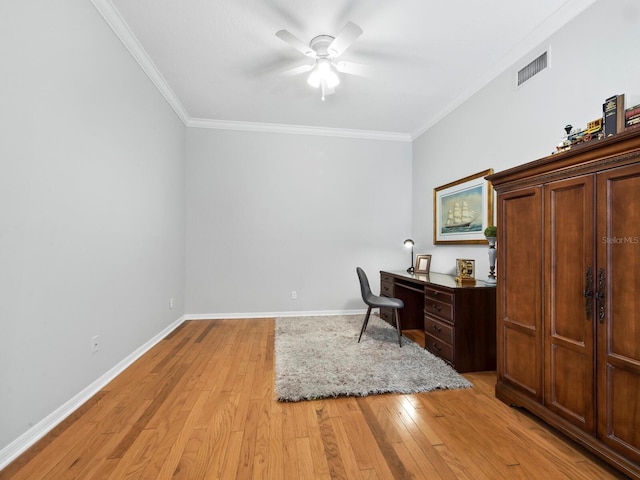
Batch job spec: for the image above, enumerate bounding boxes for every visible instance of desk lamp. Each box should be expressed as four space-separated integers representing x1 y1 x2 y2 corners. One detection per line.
404 239 415 274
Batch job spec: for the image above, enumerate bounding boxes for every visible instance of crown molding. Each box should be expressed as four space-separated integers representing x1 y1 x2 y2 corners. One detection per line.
91 0 190 125
411 0 598 140
187 118 412 142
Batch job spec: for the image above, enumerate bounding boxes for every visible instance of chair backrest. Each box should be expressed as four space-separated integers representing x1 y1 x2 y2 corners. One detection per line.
356 267 374 306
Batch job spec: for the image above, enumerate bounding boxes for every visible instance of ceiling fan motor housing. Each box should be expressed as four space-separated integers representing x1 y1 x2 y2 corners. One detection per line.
309 35 335 58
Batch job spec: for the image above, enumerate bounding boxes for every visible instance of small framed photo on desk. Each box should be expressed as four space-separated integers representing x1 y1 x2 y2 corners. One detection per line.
414 254 431 274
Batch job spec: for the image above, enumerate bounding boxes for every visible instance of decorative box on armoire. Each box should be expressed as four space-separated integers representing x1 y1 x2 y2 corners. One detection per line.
487 128 640 479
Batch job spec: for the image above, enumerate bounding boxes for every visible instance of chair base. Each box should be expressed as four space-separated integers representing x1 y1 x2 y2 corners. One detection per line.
358 306 402 347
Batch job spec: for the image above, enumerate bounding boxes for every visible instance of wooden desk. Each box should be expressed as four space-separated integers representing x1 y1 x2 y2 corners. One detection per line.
380 270 497 373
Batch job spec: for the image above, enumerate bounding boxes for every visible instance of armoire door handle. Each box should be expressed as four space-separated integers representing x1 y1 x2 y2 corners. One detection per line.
583 266 593 320
597 268 606 324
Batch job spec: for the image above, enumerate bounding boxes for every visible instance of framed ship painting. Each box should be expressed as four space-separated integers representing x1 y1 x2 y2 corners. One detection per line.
433 169 494 245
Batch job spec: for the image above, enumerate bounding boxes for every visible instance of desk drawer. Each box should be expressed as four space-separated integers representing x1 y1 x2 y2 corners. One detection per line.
380 281 394 297
424 286 454 304
424 298 453 322
381 273 394 284
425 333 453 363
425 316 453 344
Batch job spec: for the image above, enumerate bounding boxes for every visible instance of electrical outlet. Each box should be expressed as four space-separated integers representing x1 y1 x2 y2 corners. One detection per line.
91 335 100 354
169 298 174 309
291 290 297 300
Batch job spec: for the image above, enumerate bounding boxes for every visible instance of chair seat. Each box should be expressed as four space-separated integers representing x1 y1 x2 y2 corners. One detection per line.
368 294 404 309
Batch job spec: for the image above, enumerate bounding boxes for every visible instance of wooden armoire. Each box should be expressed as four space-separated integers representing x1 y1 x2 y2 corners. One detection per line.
487 128 640 479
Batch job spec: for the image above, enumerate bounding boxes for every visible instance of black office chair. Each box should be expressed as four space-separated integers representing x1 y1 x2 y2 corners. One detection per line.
356 267 404 347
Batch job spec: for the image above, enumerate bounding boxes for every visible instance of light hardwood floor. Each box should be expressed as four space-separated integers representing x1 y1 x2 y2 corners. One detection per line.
1 318 628 479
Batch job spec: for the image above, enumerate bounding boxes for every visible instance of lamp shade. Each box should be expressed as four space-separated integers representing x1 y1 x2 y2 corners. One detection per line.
404 239 414 248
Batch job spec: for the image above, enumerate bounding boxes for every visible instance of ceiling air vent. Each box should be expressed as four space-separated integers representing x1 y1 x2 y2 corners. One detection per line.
517 51 548 86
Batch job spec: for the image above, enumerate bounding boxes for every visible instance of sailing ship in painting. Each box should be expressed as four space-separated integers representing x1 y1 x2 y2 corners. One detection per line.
445 200 477 229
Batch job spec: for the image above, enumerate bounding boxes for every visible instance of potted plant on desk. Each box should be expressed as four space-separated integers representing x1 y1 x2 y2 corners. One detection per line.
484 226 497 284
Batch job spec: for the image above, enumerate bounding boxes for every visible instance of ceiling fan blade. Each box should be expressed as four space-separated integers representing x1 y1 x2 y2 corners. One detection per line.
282 64 314 77
275 29 316 58
335 61 370 77
328 21 363 57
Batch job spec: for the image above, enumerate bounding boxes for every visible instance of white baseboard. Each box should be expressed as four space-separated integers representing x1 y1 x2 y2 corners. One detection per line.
0 315 187 471
184 309 367 320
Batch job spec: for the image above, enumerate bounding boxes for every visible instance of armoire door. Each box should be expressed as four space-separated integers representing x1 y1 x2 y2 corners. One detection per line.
544 175 595 432
596 162 640 462
497 186 543 400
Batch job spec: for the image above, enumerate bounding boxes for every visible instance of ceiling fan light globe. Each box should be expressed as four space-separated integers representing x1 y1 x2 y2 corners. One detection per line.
326 71 340 88
307 70 320 88
317 58 331 75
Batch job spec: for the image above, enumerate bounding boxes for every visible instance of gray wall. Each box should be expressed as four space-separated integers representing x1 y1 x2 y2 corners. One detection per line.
0 0 186 453
185 128 413 315
413 0 640 280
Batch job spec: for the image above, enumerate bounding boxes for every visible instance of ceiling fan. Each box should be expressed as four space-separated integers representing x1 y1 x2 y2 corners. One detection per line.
275 21 364 101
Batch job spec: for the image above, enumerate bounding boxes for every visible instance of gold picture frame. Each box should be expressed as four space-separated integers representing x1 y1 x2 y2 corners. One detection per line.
433 169 494 244
414 254 431 274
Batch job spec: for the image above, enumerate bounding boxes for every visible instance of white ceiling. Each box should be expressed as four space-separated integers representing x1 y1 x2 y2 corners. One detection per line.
94 0 596 140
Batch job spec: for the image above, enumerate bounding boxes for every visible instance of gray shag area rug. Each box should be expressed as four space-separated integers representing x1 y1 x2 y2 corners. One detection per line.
274 314 472 402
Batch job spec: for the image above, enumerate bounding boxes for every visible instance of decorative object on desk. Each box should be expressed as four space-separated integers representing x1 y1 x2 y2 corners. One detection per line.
484 225 497 285
274 314 472 402
603 93 625 136
433 169 494 245
455 258 476 285
414 254 431 274
404 238 415 273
